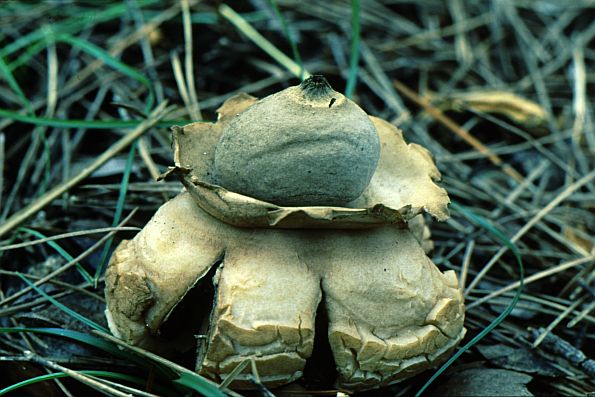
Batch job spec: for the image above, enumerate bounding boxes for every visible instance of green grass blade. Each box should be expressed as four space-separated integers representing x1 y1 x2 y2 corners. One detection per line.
94 141 137 284
142 10 270 24
0 54 32 113
0 326 222 396
48 33 155 112
267 0 305 80
19 228 93 284
37 129 52 196
344 0 361 98
0 108 190 129
173 372 227 397
0 370 172 396
6 39 47 72
415 201 524 396
0 0 159 59
0 372 62 395
16 273 108 333
5 28 156 113
0 327 122 356
219 3 310 80
112 142 137 229
0 327 176 380
94 330 226 397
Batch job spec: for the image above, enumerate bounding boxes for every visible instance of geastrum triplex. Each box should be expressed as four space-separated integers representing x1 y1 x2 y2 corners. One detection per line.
105 76 465 390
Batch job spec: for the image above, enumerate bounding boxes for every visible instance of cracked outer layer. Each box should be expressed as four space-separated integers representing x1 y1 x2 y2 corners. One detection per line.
198 226 321 387
105 193 465 389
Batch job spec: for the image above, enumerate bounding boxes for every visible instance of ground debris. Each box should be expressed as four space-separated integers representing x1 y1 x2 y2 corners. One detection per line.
477 343 561 377
432 367 533 397
531 327 595 378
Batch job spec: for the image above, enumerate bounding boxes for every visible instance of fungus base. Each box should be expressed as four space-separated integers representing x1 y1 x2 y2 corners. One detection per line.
105 193 465 390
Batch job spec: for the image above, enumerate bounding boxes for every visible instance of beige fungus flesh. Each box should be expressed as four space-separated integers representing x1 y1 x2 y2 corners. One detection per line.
105 193 465 389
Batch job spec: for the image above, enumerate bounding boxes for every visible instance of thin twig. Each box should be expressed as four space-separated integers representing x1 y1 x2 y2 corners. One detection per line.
467 255 595 310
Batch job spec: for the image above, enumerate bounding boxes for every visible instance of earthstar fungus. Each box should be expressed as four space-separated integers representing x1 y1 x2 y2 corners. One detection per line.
105 76 465 390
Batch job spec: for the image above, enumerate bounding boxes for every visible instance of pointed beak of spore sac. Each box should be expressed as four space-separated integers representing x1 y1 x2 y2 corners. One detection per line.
299 75 334 100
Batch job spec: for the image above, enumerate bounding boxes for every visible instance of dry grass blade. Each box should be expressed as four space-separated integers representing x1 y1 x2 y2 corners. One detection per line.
0 102 173 239
170 51 193 117
0 209 137 307
459 239 474 289
219 359 250 389
0 133 4 212
83 375 162 397
532 297 585 348
568 300 595 328
44 29 58 117
465 169 595 294
0 226 140 251
467 255 595 310
219 3 311 79
137 137 169 202
22 352 139 397
571 45 587 140
182 0 201 120
393 78 524 183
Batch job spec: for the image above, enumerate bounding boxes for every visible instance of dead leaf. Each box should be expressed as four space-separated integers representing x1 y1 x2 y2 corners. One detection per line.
433 368 533 396
477 344 561 376
563 226 594 254
434 90 547 132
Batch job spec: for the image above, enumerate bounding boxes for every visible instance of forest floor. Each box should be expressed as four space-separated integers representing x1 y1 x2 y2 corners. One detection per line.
0 1 593 396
